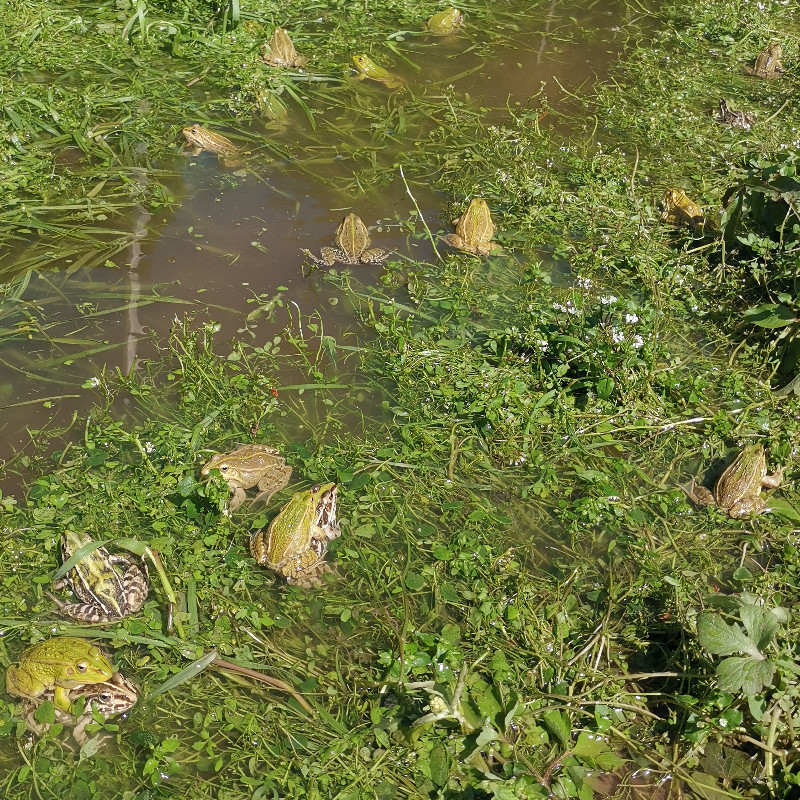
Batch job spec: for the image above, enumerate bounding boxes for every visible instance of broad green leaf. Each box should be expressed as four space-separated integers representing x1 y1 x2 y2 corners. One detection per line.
742 303 797 328
766 496 800 522
696 613 761 658
543 710 571 748
145 650 218 701
739 604 778 651
716 656 775 695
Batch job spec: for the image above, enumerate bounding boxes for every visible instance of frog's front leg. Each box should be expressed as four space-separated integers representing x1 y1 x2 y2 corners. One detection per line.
53 684 73 712
761 465 784 490
227 484 248 512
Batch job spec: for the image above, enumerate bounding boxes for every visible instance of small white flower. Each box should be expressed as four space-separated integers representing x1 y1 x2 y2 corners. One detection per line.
89 377 100 387
633 335 644 349
553 302 566 312
144 441 155 454
625 313 639 324
612 329 625 343
600 294 618 305
537 339 549 352
576 276 592 289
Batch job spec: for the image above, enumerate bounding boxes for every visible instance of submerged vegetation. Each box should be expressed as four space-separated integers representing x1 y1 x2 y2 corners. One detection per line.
2 0 800 798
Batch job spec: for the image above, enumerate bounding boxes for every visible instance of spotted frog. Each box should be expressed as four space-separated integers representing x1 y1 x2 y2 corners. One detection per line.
716 99 754 130
425 7 465 34
182 124 242 167
250 483 341 588
302 213 389 266
684 444 784 519
660 188 705 231
6 637 114 712
351 54 404 89
24 672 138 746
202 444 292 512
50 531 149 622
443 198 502 256
743 41 783 79
261 27 308 68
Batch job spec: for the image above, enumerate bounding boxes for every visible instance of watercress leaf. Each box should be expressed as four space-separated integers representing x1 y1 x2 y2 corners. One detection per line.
542 710 570 748
739 604 778 651
766 497 800 522
697 612 760 657
716 656 775 695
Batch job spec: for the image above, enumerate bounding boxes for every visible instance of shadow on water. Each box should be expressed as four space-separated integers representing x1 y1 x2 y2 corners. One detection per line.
0 0 627 469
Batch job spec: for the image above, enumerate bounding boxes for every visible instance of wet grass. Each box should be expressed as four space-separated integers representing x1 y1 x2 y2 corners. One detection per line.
3 0 800 798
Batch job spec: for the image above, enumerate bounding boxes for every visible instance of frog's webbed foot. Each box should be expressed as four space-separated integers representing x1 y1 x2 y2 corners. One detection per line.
682 478 716 508
46 591 113 623
762 465 784 490
441 234 464 250
54 685 73 712
301 248 336 267
360 248 389 264
228 486 248 513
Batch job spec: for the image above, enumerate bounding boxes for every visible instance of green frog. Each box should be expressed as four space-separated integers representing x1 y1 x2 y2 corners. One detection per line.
24 671 138 746
743 41 783 79
716 99 755 130
425 7 465 34
442 198 503 256
202 444 292 512
182 124 242 168
660 188 705 231
51 531 149 623
260 27 308 68
302 213 389 266
684 444 784 519
250 483 341 588
351 54 404 89
6 637 114 712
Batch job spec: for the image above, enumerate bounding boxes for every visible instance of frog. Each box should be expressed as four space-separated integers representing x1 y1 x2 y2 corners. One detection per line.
260 27 308 68
182 124 242 168
6 637 114 712
684 444 784 519
301 213 389 266
50 531 149 623
202 444 292 512
250 482 341 588
660 188 706 231
743 41 783 79
425 7 465 34
23 671 138 747
716 99 755 130
442 198 503 256
351 54 404 89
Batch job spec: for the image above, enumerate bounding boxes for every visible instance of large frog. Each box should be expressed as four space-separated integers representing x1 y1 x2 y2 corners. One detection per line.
684 444 784 519
442 198 502 256
716 99 754 130
6 637 114 712
660 188 705 231
51 531 149 622
351 54 404 89
202 444 292 512
250 483 341 588
425 7 465 34
260 27 308 68
302 213 389 266
742 41 783 79
23 671 138 746
182 124 242 167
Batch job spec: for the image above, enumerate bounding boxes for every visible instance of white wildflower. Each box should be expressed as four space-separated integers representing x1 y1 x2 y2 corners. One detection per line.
633 335 644 349
600 294 618 305
612 329 625 343
625 313 639 324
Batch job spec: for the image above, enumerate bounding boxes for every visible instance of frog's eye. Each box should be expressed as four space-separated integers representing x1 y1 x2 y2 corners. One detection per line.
76 662 89 674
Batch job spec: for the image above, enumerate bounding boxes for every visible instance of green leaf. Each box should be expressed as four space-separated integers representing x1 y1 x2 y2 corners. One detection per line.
766 496 800 522
33 701 55 725
742 303 797 328
739 604 778 651
716 656 775 695
596 377 614 400
542 710 570 748
428 742 448 786
696 612 761 658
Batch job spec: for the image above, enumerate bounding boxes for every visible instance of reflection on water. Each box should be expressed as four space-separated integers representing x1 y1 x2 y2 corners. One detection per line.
0 0 624 469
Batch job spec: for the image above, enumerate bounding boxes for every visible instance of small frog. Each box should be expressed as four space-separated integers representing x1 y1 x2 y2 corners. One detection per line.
302 213 389 267
743 41 783 79
716 99 755 130
250 483 341 588
684 444 784 519
50 531 149 623
351 54 404 89
6 637 114 712
260 27 308 68
202 444 292 512
24 672 138 747
425 7 465 34
182 124 242 167
660 188 705 231
442 198 503 256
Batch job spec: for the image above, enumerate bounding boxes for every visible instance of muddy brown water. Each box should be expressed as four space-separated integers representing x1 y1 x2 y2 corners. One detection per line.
0 2 624 476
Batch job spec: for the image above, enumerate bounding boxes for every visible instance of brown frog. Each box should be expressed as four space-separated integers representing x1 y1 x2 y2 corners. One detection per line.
716 99 755 130
260 27 308 68
442 198 502 256
743 41 783 79
182 124 242 167
660 188 706 231
302 213 389 266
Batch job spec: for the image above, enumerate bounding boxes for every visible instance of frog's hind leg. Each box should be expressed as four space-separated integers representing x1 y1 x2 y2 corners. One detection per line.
46 592 117 623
